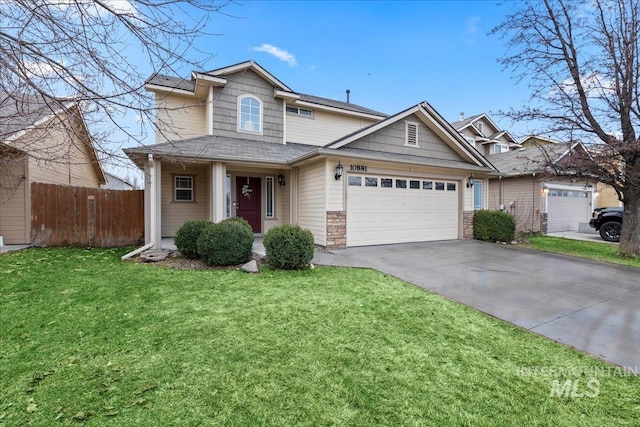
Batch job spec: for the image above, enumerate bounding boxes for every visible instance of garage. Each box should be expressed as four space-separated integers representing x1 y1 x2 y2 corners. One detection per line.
346 173 459 246
547 189 592 232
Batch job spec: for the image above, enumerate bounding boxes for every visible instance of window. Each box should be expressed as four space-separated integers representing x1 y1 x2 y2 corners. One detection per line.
238 95 262 133
225 175 231 218
266 177 274 218
365 177 378 187
410 180 420 189
405 121 419 147
396 179 407 189
435 181 445 191
286 106 314 117
476 121 484 134
447 182 456 191
423 181 433 190
174 176 194 201
493 144 508 154
381 178 393 188
473 179 483 210
465 137 476 147
348 176 362 186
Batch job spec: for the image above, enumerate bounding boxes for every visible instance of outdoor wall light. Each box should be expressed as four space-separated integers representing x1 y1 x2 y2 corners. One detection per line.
335 162 344 181
466 174 475 188
277 174 286 186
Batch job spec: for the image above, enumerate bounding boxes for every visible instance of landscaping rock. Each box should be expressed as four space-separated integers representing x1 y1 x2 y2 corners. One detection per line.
241 259 259 273
140 250 169 262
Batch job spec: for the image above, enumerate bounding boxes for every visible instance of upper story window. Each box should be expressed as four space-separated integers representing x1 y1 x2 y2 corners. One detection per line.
286 106 314 118
238 95 262 134
405 121 419 147
493 144 508 154
476 121 484 134
465 137 476 147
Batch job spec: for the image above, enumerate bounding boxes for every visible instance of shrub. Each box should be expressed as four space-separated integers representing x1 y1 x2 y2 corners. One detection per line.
221 216 253 233
174 219 212 259
473 210 516 242
196 220 254 266
263 225 315 270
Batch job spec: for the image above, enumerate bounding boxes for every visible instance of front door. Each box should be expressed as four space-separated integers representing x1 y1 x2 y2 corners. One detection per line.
235 177 261 233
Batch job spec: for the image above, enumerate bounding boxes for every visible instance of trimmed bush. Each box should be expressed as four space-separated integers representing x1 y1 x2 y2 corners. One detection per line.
174 220 212 259
196 221 254 266
263 225 315 270
221 216 253 233
473 210 516 242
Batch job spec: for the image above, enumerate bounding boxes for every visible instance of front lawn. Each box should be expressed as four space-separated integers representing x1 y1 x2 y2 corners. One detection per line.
1 248 638 426
523 235 640 268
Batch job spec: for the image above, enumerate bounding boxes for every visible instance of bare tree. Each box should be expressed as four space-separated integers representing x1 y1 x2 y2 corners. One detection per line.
493 0 640 256
0 0 230 190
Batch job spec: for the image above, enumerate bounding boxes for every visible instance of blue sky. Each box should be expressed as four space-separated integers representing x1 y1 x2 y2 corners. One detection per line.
179 0 533 135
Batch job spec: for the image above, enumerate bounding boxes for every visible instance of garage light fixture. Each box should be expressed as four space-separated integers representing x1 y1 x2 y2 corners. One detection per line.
277 174 286 186
466 174 474 188
335 162 344 181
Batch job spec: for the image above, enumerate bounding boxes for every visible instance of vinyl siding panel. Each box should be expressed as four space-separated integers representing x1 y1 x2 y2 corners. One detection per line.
0 157 28 244
326 159 345 211
211 70 283 143
488 176 541 232
287 110 379 146
155 93 206 143
297 161 326 245
347 114 463 161
161 162 210 236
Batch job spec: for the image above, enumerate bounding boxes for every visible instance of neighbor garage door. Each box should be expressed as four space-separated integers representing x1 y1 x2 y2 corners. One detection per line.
346 174 459 246
547 189 592 232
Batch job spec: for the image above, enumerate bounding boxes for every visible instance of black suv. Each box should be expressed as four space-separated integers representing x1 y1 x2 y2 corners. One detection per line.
589 207 623 242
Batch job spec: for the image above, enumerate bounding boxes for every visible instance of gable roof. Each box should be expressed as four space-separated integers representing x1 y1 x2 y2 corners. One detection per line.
0 92 106 184
487 142 587 177
324 102 495 169
205 60 293 92
452 112 518 145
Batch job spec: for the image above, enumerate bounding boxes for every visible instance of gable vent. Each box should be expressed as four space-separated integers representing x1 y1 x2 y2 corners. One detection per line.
405 122 419 147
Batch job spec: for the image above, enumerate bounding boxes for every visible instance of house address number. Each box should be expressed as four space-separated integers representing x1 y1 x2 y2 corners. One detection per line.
349 164 368 172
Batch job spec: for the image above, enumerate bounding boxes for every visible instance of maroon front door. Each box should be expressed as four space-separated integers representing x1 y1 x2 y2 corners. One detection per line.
235 177 261 233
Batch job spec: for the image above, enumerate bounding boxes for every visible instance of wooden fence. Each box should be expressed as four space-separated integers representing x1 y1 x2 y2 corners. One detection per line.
31 183 144 247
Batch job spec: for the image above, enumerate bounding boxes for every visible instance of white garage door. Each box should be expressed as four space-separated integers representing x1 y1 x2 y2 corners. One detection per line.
547 189 592 232
346 174 459 246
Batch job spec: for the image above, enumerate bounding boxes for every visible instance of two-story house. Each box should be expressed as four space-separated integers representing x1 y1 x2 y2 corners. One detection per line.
124 61 496 249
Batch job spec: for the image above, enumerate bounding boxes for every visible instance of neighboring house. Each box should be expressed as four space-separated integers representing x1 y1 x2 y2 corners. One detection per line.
124 60 496 249
452 113 520 156
487 139 595 233
101 172 136 190
0 93 106 244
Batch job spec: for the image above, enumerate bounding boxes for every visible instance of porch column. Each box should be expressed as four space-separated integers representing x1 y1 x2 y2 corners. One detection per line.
210 162 226 223
147 154 162 248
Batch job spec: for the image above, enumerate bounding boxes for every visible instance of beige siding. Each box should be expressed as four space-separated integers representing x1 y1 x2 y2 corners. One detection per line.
347 114 463 161
155 93 206 143
326 159 345 212
14 113 102 187
297 161 326 245
0 157 29 244
161 162 210 236
596 183 620 208
488 176 542 232
287 109 379 146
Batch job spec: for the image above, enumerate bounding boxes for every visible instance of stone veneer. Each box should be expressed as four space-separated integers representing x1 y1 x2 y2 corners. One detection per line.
326 210 346 249
463 211 475 239
540 212 548 234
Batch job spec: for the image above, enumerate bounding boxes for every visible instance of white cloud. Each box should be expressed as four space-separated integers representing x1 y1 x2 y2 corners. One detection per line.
251 44 297 66
23 61 59 79
48 0 137 16
464 16 480 35
552 73 615 98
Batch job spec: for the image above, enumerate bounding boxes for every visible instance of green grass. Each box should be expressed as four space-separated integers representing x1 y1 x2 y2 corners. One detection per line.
522 235 640 268
1 248 639 426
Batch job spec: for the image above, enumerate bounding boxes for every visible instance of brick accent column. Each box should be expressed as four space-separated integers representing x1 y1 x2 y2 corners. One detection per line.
540 213 548 234
463 210 475 239
326 211 346 249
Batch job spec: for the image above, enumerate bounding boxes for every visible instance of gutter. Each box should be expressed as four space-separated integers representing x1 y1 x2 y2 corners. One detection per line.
121 242 154 261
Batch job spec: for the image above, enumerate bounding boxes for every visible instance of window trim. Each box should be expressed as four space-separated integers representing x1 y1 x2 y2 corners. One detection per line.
173 175 195 202
237 94 263 134
265 176 275 219
405 121 420 147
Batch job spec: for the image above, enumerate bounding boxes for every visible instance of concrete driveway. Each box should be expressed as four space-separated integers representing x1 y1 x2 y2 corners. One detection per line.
312 240 640 369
